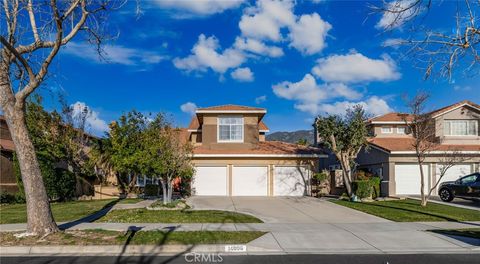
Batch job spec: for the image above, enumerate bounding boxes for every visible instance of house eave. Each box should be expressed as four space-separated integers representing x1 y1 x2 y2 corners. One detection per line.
191 154 327 158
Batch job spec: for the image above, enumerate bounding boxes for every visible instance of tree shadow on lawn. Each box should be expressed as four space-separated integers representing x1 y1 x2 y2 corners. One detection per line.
114 225 195 264
351 201 478 223
59 199 120 230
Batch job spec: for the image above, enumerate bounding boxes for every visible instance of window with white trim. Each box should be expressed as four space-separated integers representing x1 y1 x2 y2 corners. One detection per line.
218 116 244 142
397 126 406 134
444 120 478 136
381 126 393 133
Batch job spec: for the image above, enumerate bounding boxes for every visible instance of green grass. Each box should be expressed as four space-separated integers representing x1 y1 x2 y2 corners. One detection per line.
117 198 144 204
0 199 117 224
97 209 263 223
332 199 480 222
0 229 266 246
429 228 480 239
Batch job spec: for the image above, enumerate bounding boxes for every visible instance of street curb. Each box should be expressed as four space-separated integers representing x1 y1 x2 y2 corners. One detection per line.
1 245 480 256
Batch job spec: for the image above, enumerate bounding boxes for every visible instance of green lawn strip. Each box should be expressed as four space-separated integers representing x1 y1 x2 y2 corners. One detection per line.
97 209 263 223
0 230 266 246
429 228 480 239
117 198 144 204
332 199 480 222
0 199 117 224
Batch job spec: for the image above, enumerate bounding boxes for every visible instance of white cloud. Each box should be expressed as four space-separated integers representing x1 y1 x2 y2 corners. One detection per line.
272 73 391 116
153 0 244 16
239 0 296 42
173 34 245 73
234 37 284 57
255 95 267 104
70 102 109 136
312 52 401 83
382 38 404 49
375 0 419 30
64 42 165 66
231 67 254 82
314 97 393 116
180 102 197 115
288 13 332 55
453 85 472 91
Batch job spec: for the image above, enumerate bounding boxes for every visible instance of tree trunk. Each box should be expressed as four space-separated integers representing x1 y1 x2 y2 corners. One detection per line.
160 179 167 205
417 158 427 207
338 154 353 199
3 109 59 235
167 178 173 203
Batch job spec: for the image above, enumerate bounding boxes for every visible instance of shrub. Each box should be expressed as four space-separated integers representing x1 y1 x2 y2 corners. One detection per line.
369 177 381 199
313 171 329 182
0 192 25 204
352 180 372 199
144 184 160 197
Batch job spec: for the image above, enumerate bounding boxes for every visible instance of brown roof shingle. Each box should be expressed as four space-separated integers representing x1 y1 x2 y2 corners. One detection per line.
197 104 266 111
259 121 269 131
0 139 15 151
368 137 480 152
193 141 323 156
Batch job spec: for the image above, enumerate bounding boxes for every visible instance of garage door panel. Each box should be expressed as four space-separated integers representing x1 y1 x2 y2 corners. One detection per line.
192 166 228 196
274 166 309 196
436 164 471 185
395 164 428 195
232 166 268 196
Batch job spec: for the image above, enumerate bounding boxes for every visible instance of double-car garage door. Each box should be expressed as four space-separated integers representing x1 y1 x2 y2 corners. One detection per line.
192 165 309 196
394 163 473 195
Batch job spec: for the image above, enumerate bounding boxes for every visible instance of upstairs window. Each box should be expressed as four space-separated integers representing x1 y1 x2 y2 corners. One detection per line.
444 120 478 136
218 116 244 142
381 126 393 134
397 126 406 134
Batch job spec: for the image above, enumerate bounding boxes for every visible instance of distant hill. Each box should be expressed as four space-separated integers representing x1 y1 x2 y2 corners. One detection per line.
266 130 315 145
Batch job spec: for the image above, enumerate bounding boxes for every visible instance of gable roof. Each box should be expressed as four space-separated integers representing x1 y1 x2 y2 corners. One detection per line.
196 104 266 113
368 100 480 124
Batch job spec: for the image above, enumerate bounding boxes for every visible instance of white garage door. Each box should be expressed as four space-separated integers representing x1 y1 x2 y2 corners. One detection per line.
192 166 228 196
274 166 309 196
395 164 429 195
435 164 471 186
232 166 268 196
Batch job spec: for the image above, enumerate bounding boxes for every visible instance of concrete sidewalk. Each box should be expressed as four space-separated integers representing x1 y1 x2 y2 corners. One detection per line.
1 221 479 255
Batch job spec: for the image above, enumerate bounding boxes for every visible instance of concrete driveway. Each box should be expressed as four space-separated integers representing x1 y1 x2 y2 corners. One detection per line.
187 196 389 223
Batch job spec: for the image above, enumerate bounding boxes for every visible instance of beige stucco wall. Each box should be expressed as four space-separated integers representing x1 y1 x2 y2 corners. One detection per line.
435 106 480 145
200 114 260 149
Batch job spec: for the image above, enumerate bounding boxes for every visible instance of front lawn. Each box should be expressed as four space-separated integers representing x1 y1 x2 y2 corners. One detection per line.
0 230 266 246
429 228 480 239
332 199 480 222
0 199 117 224
97 209 263 223
117 198 144 204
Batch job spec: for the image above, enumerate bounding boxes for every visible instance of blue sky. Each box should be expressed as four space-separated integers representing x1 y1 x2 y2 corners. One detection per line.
37 0 479 136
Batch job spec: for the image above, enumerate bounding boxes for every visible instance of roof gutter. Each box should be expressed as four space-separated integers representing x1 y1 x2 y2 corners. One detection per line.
191 154 327 158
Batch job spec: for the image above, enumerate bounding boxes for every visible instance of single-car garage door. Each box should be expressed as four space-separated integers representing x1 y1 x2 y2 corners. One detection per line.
192 166 228 196
274 166 309 196
435 164 471 187
395 164 429 195
232 166 268 196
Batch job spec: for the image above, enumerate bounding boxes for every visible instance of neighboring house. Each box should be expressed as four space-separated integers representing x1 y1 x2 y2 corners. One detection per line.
186 105 325 196
316 100 480 197
0 116 18 194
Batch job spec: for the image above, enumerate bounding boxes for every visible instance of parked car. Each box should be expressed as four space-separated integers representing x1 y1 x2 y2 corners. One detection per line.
438 173 480 202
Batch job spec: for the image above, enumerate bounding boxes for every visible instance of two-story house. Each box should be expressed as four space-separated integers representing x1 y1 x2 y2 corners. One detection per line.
355 100 480 196
0 115 17 193
186 105 325 196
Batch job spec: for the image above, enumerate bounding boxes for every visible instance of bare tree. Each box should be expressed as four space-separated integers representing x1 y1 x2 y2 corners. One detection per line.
0 0 119 235
372 0 480 81
401 92 435 206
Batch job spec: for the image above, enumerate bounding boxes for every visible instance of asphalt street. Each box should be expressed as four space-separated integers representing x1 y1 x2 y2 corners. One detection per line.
1 254 479 264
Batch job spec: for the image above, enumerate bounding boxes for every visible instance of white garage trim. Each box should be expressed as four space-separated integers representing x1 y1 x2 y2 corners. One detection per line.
274 165 310 196
232 166 268 196
192 166 228 196
394 164 429 195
